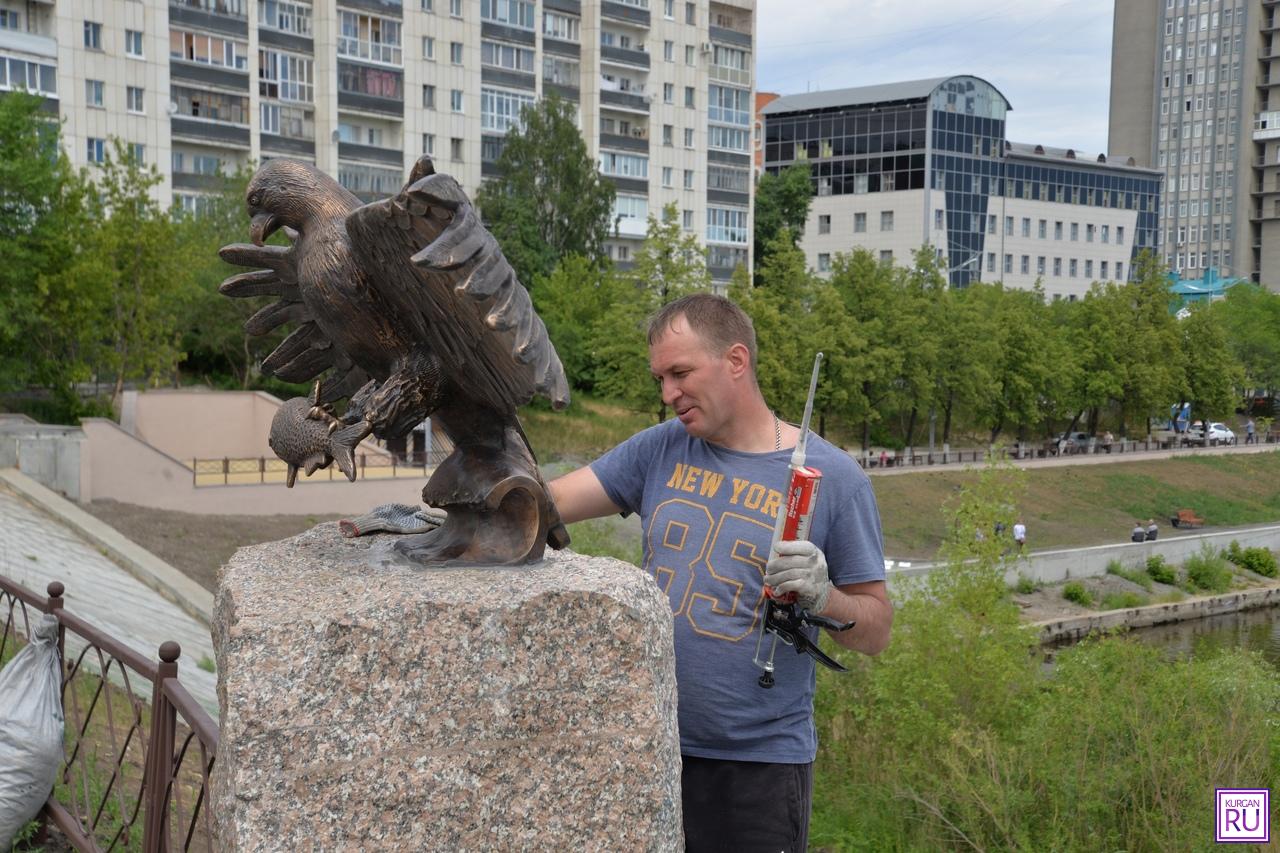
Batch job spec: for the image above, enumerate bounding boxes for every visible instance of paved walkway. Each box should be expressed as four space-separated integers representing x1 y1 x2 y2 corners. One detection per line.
0 484 217 715
866 440 1277 476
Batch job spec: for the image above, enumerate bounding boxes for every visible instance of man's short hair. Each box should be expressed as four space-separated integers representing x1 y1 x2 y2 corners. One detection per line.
647 293 758 370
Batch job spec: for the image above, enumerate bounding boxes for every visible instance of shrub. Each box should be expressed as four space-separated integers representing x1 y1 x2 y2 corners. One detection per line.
1013 574 1040 595
1108 561 1154 591
1146 555 1177 585
1101 591 1148 610
1225 545 1279 579
1062 581 1092 606
1185 544 1234 593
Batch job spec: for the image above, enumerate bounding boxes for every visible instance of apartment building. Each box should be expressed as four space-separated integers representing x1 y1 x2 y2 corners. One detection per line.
763 75 1163 299
1109 0 1272 286
0 0 754 283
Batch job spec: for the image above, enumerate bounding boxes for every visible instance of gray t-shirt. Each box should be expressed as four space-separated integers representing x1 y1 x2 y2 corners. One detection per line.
590 418 885 763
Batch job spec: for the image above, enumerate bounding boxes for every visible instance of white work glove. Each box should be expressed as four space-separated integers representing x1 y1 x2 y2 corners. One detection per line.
763 540 832 613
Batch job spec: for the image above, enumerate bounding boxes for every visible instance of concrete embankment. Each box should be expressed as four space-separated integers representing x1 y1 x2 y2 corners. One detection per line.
1034 586 1280 644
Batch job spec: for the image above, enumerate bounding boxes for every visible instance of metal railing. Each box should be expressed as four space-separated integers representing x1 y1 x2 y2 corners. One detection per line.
191 448 452 486
0 575 218 852
857 434 1277 469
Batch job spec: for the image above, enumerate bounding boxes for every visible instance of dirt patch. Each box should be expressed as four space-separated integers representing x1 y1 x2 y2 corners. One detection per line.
81 499 340 592
1011 574 1182 623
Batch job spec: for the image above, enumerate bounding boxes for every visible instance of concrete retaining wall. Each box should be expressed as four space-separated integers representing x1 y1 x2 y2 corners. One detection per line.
887 523 1280 588
1035 586 1280 644
0 421 89 501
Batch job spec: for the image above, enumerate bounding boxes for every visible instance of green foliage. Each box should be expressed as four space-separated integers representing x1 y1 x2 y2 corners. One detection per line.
532 255 612 391
474 94 614 289
1012 574 1040 594
197 655 216 673
1179 300 1245 425
1224 541 1279 578
1062 581 1092 606
1213 282 1280 395
1185 543 1234 592
1146 555 1178 585
751 161 812 280
1100 590 1149 610
1107 560 1154 591
811 469 1280 850
563 519 642 565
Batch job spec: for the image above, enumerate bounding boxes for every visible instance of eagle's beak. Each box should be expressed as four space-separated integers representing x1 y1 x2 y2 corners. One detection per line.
250 211 282 246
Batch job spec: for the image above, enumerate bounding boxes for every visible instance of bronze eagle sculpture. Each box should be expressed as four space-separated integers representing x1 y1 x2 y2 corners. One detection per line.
219 156 570 565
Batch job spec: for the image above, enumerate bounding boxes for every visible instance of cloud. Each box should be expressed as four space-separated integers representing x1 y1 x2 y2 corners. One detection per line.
756 0 1116 153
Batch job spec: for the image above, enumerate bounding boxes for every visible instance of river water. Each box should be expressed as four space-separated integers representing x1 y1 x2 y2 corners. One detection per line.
1121 605 1280 668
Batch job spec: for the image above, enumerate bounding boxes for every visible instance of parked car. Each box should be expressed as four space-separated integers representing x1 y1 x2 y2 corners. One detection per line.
1187 422 1236 445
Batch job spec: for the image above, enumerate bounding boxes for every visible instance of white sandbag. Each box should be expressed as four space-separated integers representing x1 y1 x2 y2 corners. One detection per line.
0 614 65 849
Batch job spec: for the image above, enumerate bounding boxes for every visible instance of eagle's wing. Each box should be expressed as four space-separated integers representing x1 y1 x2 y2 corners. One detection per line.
343 160 569 415
219 230 370 404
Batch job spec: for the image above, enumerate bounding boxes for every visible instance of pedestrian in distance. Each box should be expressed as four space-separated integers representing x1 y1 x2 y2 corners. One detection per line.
1012 519 1027 552
1145 518 1158 541
1246 418 1256 445
548 293 893 853
1131 522 1147 543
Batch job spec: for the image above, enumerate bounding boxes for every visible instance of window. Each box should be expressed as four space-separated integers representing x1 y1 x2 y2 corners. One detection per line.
1038 219 1047 239
706 206 748 244
450 41 463 64
450 0 462 15
84 21 102 50
682 209 694 230
171 29 250 70
126 86 145 113
1085 259 1093 279
337 11 402 65
423 133 435 155
1021 217 1030 237
85 79 104 108
450 137 464 160
1069 258 1077 277
817 253 831 273
986 252 995 273
0 10 19 29
854 212 866 233
1071 222 1079 241
614 194 647 222
1054 221 1063 240
683 169 694 189
663 83 674 104
662 166 672 187
543 11 579 41
665 0 674 17
934 209 943 230
707 165 749 192
261 1 313 35
422 0 434 10
708 85 749 125
1100 260 1109 280
482 40 535 72
1004 254 1012 274
686 2 696 24
1101 224 1110 243
708 126 747 151
599 151 648 178
423 84 436 108
664 40 673 61
450 89 463 112
818 215 831 235
1116 262 1123 280
686 45 695 65
422 37 435 59
1116 226 1125 245
542 54 579 86
879 250 893 264
1053 257 1062 277
259 50 314 102
482 0 535 29
481 88 535 133
1004 216 1013 236
880 210 894 232
1086 224 1095 242
86 137 106 164
128 143 145 164
685 86 695 108
1020 255 1029 274
126 30 144 57
684 127 695 148
988 214 996 234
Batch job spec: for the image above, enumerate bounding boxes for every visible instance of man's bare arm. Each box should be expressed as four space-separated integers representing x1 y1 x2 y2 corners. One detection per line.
820 580 893 656
548 466 623 525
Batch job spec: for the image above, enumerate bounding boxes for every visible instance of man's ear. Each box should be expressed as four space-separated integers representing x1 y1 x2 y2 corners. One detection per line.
724 342 752 379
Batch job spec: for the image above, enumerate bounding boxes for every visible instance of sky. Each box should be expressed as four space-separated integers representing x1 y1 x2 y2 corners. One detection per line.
755 0 1116 156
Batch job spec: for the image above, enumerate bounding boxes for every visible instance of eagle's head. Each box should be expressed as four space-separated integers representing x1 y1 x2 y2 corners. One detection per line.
245 159 347 246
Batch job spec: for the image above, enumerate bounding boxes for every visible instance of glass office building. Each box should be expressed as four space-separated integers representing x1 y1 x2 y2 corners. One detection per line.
764 75 1163 295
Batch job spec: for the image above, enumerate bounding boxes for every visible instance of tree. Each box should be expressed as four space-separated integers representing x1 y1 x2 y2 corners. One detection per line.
1113 253 1186 436
0 92 102 416
475 94 615 289
88 140 189 405
589 205 711 419
1179 303 1243 424
931 282 1000 448
531 254 612 391
752 161 813 282
1213 283 1280 404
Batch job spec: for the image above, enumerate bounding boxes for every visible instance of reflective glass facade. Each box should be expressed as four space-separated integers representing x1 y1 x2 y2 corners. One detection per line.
764 76 1163 287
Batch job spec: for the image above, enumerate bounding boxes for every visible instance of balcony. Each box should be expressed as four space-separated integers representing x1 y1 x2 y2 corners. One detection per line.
600 86 649 113
600 43 650 68
599 130 648 153
1255 111 1280 141
601 0 650 27
708 24 751 48
0 28 56 60
709 64 751 87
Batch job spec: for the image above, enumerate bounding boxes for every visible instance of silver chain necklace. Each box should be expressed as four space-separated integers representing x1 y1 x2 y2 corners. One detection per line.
773 413 781 451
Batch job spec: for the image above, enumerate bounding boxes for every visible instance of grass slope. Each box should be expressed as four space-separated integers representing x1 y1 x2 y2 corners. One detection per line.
873 451 1280 558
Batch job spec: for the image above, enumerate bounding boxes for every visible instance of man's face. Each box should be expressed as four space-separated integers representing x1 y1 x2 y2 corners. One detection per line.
649 315 737 442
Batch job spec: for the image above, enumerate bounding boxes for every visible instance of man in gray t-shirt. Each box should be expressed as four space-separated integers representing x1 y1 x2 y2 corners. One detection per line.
550 294 892 853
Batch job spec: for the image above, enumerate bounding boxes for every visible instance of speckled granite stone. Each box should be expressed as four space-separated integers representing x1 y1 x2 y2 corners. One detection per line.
211 523 681 851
